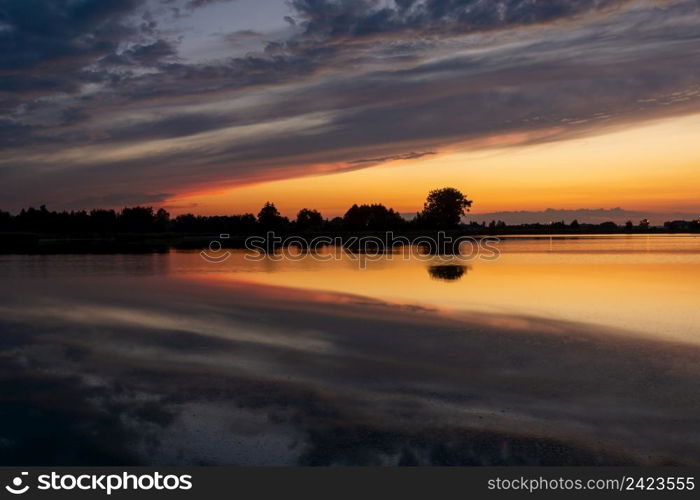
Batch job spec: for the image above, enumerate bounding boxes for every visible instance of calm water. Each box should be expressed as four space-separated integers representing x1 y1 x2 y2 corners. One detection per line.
1 235 699 465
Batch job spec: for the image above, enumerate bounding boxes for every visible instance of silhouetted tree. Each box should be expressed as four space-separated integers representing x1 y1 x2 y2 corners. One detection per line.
0 205 259 235
119 206 157 233
326 216 344 232
417 187 472 229
551 220 566 230
639 218 650 229
296 208 323 231
155 208 170 232
342 204 404 231
89 209 118 233
343 204 364 230
172 214 198 232
570 219 580 229
231 214 257 233
172 213 257 234
16 205 55 232
257 202 288 230
625 220 634 231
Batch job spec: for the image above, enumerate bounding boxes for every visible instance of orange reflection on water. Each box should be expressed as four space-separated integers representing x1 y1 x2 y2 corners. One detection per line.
176 235 700 344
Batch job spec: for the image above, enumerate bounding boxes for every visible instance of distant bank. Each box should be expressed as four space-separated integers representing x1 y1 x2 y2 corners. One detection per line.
1 226 698 254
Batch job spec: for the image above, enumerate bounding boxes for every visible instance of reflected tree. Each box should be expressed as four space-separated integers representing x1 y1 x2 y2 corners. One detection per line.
427 265 469 282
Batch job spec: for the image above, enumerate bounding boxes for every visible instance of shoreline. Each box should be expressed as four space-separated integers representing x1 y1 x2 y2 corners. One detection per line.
1 230 698 254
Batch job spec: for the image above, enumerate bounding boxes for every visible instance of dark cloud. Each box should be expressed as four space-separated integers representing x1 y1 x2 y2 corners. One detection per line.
109 113 235 141
66 192 174 210
0 118 34 147
0 0 699 209
288 0 635 40
0 0 160 129
184 0 232 9
124 39 178 65
0 0 140 72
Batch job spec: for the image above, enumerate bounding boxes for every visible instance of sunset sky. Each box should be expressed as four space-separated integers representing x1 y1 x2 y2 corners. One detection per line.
1 0 699 222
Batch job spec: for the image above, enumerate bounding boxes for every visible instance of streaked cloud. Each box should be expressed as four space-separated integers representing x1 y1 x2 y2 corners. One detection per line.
0 0 699 210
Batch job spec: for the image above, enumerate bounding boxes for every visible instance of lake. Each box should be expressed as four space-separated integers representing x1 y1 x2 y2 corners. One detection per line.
1 235 699 465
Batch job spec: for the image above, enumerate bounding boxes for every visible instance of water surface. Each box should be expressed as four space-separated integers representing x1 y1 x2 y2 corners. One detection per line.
1 235 699 465
180 234 700 342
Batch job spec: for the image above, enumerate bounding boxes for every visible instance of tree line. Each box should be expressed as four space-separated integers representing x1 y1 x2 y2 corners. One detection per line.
2 188 697 236
0 188 473 234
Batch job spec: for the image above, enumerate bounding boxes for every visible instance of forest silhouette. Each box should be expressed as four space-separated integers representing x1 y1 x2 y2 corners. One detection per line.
0 187 697 253
0 188 475 235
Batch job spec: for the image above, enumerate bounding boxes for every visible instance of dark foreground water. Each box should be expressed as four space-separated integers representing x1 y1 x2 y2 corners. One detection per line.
1 236 699 465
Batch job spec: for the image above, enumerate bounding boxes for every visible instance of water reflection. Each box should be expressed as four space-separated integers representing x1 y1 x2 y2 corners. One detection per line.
1 236 700 465
427 265 469 281
175 236 700 344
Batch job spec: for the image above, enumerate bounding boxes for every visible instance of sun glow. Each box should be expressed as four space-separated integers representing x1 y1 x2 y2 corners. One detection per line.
165 113 700 218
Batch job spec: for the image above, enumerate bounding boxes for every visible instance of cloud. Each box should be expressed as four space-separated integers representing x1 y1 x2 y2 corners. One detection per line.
0 0 699 209
66 191 174 209
287 0 635 40
124 39 179 65
0 0 141 77
184 0 232 9
347 151 436 165
222 29 265 40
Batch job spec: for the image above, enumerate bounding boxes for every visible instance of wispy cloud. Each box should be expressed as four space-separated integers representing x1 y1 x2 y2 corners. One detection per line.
347 151 436 165
1 0 699 209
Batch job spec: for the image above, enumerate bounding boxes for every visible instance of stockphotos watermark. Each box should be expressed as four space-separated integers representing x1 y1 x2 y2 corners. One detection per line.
200 231 501 268
4 471 192 496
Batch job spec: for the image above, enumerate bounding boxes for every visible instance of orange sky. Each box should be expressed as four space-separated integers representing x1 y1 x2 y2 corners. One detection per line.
4 0 700 217
165 112 700 218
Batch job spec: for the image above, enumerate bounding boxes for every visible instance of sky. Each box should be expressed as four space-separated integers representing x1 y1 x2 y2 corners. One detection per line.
1 0 699 223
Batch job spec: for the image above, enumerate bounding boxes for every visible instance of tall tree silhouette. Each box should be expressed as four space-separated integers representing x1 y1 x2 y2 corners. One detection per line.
417 188 472 229
257 202 288 230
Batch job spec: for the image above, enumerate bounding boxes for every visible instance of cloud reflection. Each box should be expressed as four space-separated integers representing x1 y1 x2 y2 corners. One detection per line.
1 273 700 465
